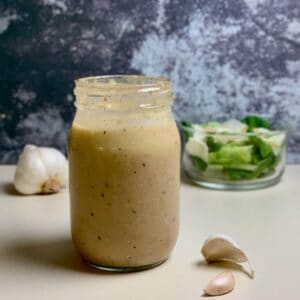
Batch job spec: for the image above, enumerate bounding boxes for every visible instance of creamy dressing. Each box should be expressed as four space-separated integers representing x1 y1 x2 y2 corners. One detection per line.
69 116 180 268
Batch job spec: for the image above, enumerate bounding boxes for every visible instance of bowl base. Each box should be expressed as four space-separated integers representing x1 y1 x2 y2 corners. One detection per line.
184 169 283 190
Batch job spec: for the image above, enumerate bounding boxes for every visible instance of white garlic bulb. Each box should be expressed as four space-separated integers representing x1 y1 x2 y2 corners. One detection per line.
14 144 68 195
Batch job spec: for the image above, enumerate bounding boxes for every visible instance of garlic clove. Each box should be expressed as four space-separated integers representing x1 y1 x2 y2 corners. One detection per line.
201 234 254 278
37 146 68 186
204 271 235 296
14 145 49 194
14 144 67 195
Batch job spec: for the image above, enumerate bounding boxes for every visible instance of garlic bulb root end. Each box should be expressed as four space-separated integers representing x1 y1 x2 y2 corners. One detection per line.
41 177 64 194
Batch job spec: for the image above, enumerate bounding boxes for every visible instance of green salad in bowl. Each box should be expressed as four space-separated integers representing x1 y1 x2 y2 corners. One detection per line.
180 116 286 190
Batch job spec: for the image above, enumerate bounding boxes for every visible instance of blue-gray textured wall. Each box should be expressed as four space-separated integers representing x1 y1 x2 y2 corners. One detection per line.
1 0 300 163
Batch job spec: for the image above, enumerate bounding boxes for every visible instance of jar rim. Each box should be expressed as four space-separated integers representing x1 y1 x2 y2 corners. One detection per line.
74 75 174 111
75 75 172 95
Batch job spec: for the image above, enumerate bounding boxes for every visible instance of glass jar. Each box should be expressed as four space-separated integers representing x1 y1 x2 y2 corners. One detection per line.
69 75 180 272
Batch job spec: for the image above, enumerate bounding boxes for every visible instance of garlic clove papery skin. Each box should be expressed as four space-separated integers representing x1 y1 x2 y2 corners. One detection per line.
204 271 235 296
201 234 247 263
201 234 254 278
14 144 67 195
37 146 68 188
14 145 49 194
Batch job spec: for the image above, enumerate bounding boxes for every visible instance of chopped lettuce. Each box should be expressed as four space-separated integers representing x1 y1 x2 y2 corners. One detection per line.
241 115 271 131
250 136 273 159
189 155 208 172
211 163 258 172
208 144 253 164
180 121 193 142
213 133 249 144
224 169 258 180
180 115 284 180
224 154 277 180
206 136 223 152
253 128 286 155
202 121 221 131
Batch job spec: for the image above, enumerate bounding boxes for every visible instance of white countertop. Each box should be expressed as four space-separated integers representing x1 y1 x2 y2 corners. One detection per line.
0 165 299 299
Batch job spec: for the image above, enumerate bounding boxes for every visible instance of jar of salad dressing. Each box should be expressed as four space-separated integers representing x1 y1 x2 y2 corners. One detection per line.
69 75 180 271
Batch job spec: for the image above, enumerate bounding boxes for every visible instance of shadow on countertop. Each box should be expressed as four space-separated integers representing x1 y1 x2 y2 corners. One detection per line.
0 182 20 196
1 237 132 277
193 260 253 279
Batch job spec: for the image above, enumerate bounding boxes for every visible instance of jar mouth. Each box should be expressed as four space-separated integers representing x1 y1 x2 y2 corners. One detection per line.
75 75 172 95
74 75 173 111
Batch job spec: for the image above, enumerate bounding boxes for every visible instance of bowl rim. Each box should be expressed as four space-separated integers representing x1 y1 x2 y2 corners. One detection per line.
179 123 286 138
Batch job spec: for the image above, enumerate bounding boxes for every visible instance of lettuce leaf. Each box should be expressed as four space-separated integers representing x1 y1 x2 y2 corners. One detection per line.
211 163 258 172
180 121 194 142
202 121 221 130
224 153 277 180
208 144 253 164
206 136 223 152
189 155 208 172
250 136 273 160
241 115 271 131
224 169 258 180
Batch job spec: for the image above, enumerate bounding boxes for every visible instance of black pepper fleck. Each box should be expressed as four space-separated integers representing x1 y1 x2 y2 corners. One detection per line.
123 128 126 132
101 193 104 198
133 171 137 174
118 147 121 151
90 212 94 217
142 163 146 167
97 236 101 240
105 183 109 188
127 256 132 260
103 131 106 134
131 209 136 214
133 245 136 249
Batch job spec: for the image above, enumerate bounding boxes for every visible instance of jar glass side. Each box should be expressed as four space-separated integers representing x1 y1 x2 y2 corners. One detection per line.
69 75 180 271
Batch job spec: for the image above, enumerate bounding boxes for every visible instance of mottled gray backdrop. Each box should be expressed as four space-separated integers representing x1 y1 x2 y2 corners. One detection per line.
1 0 300 163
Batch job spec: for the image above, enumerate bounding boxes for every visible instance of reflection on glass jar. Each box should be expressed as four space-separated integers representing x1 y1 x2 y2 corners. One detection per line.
69 75 180 271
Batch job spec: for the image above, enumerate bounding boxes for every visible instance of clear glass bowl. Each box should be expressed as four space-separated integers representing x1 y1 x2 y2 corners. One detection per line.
180 125 286 190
